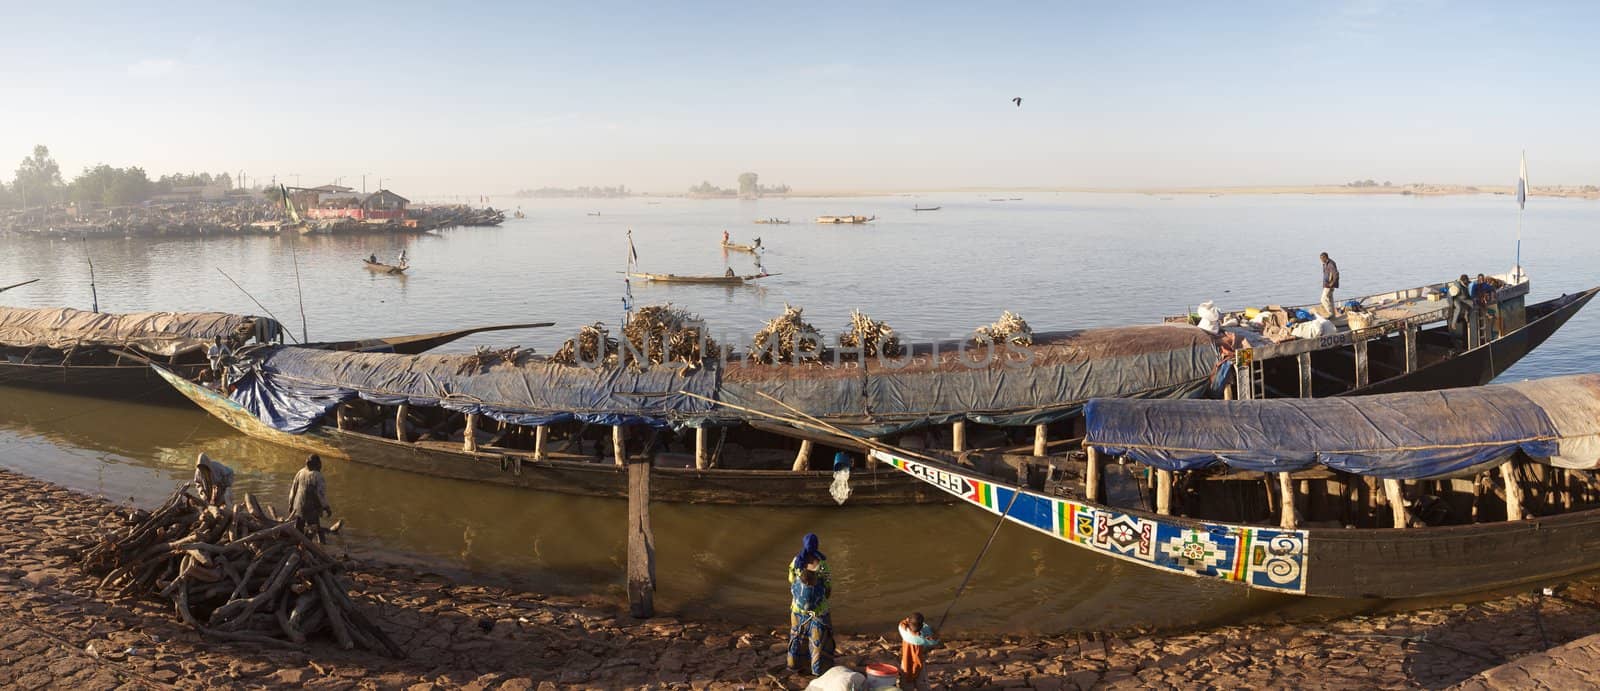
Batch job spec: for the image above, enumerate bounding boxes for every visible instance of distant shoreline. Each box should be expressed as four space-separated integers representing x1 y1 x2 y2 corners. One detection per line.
522 184 1600 200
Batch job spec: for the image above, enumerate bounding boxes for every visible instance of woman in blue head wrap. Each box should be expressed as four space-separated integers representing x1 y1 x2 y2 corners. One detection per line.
785 533 835 675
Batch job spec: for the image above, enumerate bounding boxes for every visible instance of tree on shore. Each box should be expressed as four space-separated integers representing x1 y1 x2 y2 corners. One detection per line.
13 145 63 207
69 164 153 207
738 172 759 198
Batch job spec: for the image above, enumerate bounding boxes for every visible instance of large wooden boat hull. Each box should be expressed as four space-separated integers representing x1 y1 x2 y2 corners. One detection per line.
155 366 944 506
875 450 1600 599
0 360 207 405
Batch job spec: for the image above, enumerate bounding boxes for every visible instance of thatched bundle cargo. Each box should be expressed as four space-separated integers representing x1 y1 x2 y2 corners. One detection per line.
974 310 1034 346
551 322 620 367
750 305 823 364
837 309 903 357
620 304 719 372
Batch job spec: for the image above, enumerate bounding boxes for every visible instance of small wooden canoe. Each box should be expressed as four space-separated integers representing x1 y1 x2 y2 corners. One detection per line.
363 259 407 274
912 206 940 211
627 271 776 285
815 215 875 224
720 241 762 253
753 218 790 224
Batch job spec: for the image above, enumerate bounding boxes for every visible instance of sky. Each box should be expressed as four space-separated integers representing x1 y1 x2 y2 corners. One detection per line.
2 1 1599 194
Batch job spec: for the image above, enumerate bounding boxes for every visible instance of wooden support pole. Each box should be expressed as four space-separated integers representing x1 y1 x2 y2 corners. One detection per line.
1384 478 1409 528
1278 473 1298 529
1034 424 1048 457
1085 446 1101 502
1156 469 1173 515
626 456 655 618
694 427 708 470
335 405 348 431
952 421 967 454
533 425 548 460
612 425 627 466
395 404 409 442
1223 380 1235 400
463 413 479 453
1501 461 1524 521
792 439 813 472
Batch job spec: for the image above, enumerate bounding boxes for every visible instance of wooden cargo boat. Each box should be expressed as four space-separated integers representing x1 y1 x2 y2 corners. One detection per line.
0 306 549 403
815 215 875 224
877 370 1600 599
153 366 940 506
753 218 789 225
153 274 1592 507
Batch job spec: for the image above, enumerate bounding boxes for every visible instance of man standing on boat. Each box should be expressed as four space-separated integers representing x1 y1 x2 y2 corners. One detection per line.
1319 252 1341 317
289 454 332 543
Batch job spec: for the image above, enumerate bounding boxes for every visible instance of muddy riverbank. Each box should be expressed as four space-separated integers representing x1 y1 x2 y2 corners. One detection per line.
2 467 1597 689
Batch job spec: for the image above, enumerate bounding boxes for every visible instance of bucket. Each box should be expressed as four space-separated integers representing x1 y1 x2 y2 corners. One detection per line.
864 663 899 689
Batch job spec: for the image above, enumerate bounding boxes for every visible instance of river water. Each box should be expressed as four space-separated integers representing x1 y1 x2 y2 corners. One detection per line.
1 192 1596 633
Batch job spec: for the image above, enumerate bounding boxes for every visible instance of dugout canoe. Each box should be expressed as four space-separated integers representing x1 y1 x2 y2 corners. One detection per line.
627 271 775 285
720 241 762 253
882 370 1600 599
362 259 408 274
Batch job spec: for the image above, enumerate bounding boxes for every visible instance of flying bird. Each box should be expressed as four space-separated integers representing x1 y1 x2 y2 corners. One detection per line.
1012 97 1022 107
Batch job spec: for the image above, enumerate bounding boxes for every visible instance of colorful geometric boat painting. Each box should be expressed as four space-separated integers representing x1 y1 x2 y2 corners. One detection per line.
874 451 1309 594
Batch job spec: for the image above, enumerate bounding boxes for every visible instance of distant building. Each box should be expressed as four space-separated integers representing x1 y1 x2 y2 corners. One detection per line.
305 189 410 221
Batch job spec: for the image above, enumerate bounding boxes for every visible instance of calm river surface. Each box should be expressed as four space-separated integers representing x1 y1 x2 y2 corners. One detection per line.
1 192 1596 633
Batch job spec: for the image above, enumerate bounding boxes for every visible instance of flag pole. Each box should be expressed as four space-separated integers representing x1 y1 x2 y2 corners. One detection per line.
1515 151 1528 283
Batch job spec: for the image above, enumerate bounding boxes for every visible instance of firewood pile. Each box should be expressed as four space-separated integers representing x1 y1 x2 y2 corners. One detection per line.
457 345 530 374
973 310 1034 346
620 304 719 372
550 322 621 367
750 305 823 364
82 485 403 657
837 309 903 357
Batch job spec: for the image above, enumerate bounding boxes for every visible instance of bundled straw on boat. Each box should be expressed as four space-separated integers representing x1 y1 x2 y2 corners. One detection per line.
973 310 1034 346
750 304 823 364
457 345 529 374
82 483 403 657
619 304 719 373
837 309 903 357
551 322 620 367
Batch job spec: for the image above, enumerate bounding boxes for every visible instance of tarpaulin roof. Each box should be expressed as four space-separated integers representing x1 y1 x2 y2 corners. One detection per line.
230 346 720 433
0 306 281 357
1084 374 1600 479
230 323 1223 435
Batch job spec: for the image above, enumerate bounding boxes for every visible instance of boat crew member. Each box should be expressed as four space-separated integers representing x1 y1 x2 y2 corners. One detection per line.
397 249 407 266
193 453 235 507
1319 252 1341 317
753 236 761 248
206 336 231 383
1449 274 1473 346
368 253 378 264
289 454 332 543
723 230 730 244
787 558 834 676
898 612 940 690
725 267 736 278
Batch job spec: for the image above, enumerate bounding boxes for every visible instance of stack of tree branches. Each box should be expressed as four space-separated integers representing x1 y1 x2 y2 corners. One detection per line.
836 309 903 358
973 310 1034 346
457 345 530 374
750 304 824 364
82 486 403 657
550 322 620 367
619 304 720 373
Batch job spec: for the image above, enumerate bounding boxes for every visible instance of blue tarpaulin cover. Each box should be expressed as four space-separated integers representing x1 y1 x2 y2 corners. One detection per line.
1083 374 1600 479
228 323 1223 436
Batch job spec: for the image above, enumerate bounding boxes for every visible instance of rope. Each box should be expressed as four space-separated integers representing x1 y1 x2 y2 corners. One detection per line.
935 487 1021 632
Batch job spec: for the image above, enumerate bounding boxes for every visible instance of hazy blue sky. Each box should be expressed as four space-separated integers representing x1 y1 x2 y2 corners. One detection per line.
2 1 1596 193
